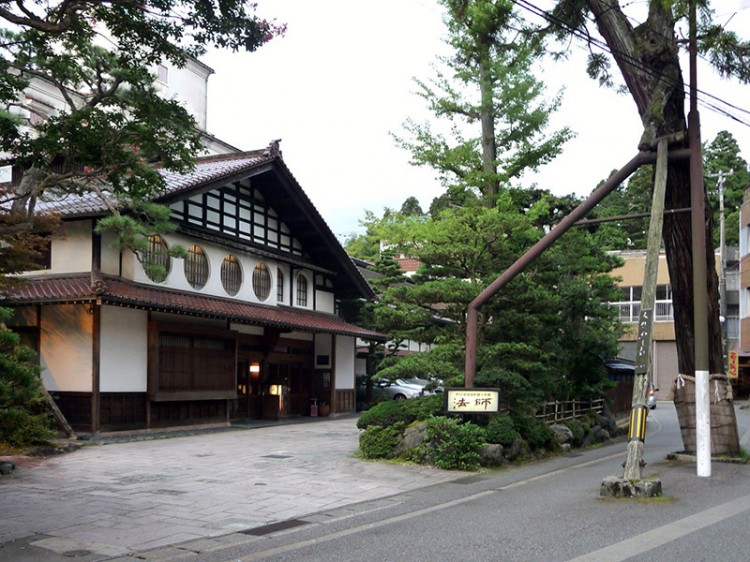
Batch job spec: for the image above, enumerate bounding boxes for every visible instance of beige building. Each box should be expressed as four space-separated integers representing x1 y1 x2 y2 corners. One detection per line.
612 247 739 399
609 251 677 400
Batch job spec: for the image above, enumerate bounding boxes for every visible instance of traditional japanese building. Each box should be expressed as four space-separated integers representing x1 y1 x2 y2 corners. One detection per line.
4 145 386 434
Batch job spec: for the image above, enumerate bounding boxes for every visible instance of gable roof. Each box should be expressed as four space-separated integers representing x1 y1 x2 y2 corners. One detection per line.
5 272 387 341
34 148 373 300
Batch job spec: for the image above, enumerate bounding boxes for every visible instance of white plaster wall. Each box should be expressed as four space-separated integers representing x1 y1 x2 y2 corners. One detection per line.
159 59 212 131
100 307 148 392
315 290 335 314
40 305 92 392
334 335 355 390
314 333 332 369
52 220 92 273
20 220 93 276
100 230 122 276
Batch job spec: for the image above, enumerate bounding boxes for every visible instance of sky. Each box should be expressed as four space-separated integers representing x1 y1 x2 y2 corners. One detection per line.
201 0 750 241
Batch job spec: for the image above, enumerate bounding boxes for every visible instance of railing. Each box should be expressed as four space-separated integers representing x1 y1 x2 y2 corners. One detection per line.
535 399 605 425
612 300 673 322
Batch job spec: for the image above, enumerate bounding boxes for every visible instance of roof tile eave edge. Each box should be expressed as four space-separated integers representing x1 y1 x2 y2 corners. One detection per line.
101 294 384 339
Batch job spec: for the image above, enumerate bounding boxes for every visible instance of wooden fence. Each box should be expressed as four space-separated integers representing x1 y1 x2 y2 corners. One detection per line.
535 398 605 425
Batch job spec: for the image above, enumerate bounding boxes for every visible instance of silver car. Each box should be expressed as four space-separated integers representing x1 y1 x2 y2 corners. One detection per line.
374 379 427 401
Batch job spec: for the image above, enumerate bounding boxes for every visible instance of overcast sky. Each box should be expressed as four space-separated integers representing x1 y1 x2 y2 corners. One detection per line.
201 0 750 240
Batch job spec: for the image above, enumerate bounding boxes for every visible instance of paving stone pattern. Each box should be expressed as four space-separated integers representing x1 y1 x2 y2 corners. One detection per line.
0 417 464 559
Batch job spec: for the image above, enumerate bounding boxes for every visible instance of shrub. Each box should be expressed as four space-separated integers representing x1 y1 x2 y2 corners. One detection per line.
357 395 443 430
423 417 486 471
511 412 557 452
0 313 55 447
359 424 402 459
564 419 586 446
485 414 519 447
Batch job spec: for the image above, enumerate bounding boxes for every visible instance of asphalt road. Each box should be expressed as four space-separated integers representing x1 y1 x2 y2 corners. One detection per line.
183 403 750 562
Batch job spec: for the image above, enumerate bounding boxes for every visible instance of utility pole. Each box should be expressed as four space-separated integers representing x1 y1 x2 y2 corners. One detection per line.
708 169 735 365
689 0 711 477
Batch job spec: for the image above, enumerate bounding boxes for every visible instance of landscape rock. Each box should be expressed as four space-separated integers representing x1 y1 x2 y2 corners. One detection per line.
505 438 530 462
479 444 505 466
551 424 574 445
0 461 15 475
393 422 427 457
582 425 610 447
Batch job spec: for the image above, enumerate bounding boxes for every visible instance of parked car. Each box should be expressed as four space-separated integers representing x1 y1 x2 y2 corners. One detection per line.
373 379 428 401
399 376 444 394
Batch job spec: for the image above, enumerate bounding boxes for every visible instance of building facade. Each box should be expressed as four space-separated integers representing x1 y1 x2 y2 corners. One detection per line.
610 248 738 399
4 148 385 434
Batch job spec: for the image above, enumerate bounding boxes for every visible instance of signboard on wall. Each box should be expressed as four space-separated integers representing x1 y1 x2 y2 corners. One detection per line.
444 388 500 413
728 350 739 379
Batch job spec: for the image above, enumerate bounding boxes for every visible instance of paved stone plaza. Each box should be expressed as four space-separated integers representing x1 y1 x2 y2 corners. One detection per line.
0 416 465 560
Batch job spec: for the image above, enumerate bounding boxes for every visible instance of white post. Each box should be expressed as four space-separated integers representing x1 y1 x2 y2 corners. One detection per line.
695 370 712 476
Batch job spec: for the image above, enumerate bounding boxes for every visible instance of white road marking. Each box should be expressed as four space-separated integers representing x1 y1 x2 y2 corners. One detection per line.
567 492 750 561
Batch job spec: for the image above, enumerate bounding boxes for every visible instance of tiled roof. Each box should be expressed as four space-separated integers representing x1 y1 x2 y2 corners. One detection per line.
36 151 273 218
5 273 387 341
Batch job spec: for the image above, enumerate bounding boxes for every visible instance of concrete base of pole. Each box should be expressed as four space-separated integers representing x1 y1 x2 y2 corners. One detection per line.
600 476 663 498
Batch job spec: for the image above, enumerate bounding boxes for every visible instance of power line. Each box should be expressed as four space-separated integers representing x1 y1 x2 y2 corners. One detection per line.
511 0 750 130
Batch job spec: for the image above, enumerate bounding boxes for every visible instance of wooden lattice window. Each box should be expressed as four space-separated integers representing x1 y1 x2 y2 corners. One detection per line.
252 262 271 301
185 245 209 289
221 255 242 296
296 274 308 307
143 235 171 282
277 269 284 303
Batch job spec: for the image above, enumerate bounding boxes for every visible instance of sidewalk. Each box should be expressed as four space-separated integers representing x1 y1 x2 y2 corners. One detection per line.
0 415 465 561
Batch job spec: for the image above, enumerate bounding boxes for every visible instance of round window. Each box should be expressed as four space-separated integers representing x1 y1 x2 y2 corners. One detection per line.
252 263 271 301
185 245 209 289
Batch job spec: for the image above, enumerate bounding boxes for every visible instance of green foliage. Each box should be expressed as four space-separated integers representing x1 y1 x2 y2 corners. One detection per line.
704 130 750 248
359 424 403 460
564 419 586 446
356 395 443 430
422 417 486 471
589 166 653 251
485 414 519 447
392 0 572 201
0 0 284 282
511 411 557 452
0 308 55 447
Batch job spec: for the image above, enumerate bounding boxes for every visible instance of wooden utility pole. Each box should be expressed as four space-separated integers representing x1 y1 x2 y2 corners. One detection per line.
623 139 668 481
689 0 712 477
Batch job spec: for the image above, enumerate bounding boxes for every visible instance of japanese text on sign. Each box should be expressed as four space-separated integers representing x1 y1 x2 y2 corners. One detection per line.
728 350 738 379
444 388 500 413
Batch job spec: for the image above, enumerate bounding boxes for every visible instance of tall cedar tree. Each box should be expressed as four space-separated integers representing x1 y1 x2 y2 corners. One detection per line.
545 1 750 380
541 1 749 452
392 0 572 206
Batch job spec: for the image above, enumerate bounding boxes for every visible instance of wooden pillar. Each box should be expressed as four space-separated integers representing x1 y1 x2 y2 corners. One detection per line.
91 302 101 434
330 334 336 413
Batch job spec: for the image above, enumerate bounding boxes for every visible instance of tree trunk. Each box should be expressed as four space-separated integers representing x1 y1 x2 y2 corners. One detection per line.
478 52 499 204
584 0 738 454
